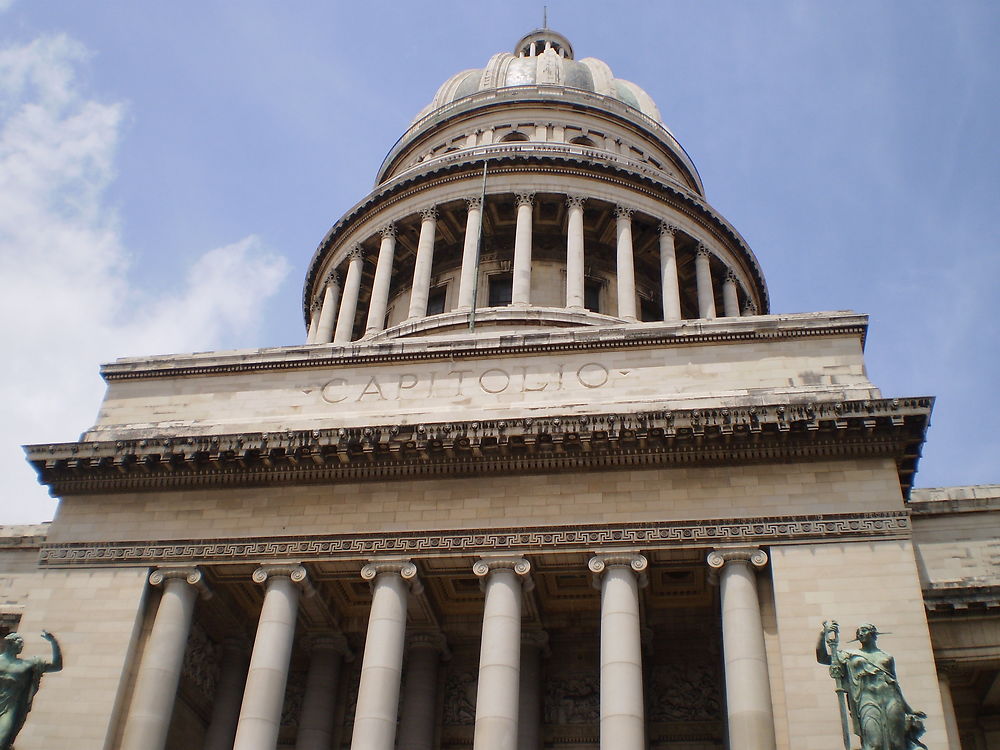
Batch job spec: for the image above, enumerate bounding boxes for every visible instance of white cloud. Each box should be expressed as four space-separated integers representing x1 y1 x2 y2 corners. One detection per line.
0 34 290 523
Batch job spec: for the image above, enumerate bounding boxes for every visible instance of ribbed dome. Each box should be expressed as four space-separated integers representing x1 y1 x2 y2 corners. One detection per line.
413 29 664 125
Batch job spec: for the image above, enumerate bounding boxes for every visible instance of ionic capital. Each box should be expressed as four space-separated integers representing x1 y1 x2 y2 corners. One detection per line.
149 566 212 598
347 244 365 262
360 558 421 594
565 194 587 209
707 547 768 571
420 207 439 222
588 551 648 588
473 555 532 591
466 196 483 211
379 223 397 239
614 205 634 221
515 192 535 208
659 222 678 237
252 563 315 596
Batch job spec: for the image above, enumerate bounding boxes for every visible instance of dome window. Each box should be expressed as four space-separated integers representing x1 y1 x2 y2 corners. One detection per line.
569 135 596 147
500 131 530 143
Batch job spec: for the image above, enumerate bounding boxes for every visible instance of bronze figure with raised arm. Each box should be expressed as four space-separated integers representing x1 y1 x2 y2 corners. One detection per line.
0 630 62 749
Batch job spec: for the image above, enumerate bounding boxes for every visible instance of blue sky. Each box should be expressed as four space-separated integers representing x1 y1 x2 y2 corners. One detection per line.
1 1 997 523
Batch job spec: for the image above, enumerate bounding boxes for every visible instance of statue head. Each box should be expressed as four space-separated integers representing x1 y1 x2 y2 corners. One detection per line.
3 632 24 655
853 623 881 645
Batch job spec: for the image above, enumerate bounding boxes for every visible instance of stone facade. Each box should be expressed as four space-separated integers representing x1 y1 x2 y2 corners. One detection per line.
5 25 997 750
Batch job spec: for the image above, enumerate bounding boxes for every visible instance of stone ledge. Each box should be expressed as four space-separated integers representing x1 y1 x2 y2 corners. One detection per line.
99 311 868 382
909 485 1000 515
25 396 931 496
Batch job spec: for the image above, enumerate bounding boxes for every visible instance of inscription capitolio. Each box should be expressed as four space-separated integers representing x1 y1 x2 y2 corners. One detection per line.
320 361 611 404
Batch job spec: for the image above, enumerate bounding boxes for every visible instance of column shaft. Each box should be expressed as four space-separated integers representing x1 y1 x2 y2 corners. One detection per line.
511 194 534 305
589 555 646 750
659 225 682 321
306 302 321 344
315 274 341 343
938 673 963 750
565 197 585 309
202 639 250 750
350 567 413 750
365 226 397 335
457 198 483 310
408 209 438 319
695 246 717 319
710 550 776 750
722 271 740 317
334 249 364 343
397 644 441 750
120 572 201 750
295 640 345 750
233 572 303 750
517 634 546 750
473 559 530 750
615 208 637 320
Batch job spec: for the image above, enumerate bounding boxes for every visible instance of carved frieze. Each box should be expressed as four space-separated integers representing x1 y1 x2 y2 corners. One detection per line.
544 673 599 724
443 670 477 726
181 623 219 701
37 511 911 567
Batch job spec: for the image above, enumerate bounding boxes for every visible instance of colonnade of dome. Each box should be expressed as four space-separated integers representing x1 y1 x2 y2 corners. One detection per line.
303 29 769 345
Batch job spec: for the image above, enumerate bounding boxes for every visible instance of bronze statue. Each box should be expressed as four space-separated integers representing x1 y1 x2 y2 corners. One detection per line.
0 631 62 749
816 621 927 750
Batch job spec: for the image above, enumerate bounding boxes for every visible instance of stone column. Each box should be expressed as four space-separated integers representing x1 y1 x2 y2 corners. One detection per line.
614 206 637 321
472 556 533 750
658 223 682 321
743 299 759 316
202 637 251 750
518 629 548 750
350 560 420 750
457 196 484 310
397 631 449 750
695 244 717 319
722 270 740 317
565 196 586 309
334 246 364 343
295 633 352 750
120 568 209 750
588 552 648 750
408 208 438 319
707 547 776 750
306 299 322 344
233 564 311 750
938 671 963 750
512 193 534 306
365 224 397 336
314 272 341 344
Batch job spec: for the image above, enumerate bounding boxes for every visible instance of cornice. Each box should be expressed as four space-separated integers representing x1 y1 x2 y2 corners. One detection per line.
36 510 911 568
99 313 867 382
302 147 768 323
25 397 932 497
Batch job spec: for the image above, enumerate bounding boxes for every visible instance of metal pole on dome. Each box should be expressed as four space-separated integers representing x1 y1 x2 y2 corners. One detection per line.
468 158 488 332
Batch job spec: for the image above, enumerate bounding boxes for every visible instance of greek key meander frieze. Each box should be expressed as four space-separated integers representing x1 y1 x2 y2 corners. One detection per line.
37 511 910 567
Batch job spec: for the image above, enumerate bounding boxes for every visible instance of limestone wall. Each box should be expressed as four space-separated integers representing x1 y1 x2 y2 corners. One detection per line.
46 457 903 545
910 485 1000 587
14 567 149 750
87 315 877 440
769 541 947 750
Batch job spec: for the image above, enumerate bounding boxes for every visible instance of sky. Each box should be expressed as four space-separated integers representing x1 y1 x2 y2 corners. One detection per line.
1 1 997 524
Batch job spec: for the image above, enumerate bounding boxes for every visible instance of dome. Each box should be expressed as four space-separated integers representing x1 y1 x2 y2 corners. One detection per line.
412 28 664 125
